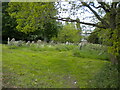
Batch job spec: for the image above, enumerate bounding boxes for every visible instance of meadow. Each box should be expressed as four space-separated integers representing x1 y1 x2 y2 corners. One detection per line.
2 43 118 88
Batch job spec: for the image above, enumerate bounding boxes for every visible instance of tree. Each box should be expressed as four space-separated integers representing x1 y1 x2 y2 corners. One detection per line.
51 1 120 64
87 28 103 44
42 20 60 42
52 23 81 43
7 2 59 42
87 32 99 44
2 2 28 43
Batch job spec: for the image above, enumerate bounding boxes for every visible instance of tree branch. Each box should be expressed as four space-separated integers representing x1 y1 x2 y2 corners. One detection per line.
89 2 102 9
92 5 102 9
50 17 107 29
98 2 111 12
81 2 110 28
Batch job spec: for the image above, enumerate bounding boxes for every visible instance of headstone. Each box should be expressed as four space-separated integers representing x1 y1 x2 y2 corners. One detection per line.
7 37 10 45
66 41 69 45
37 40 41 44
32 41 35 44
26 41 30 46
10 38 15 45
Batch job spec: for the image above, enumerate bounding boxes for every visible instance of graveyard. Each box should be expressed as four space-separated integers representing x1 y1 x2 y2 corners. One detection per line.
1 1 119 88
2 39 118 88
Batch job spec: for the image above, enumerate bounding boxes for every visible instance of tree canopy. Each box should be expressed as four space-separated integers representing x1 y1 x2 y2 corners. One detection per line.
6 2 60 42
52 23 81 43
2 2 28 42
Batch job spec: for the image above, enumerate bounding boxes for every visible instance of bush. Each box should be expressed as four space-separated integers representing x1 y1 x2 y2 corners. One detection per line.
87 30 103 44
87 63 119 88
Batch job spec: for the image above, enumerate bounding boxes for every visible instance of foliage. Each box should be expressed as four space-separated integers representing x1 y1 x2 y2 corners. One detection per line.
6 2 59 42
96 27 120 64
42 21 61 42
52 23 81 43
88 4 120 64
2 2 28 42
87 63 119 88
87 32 99 44
87 28 104 44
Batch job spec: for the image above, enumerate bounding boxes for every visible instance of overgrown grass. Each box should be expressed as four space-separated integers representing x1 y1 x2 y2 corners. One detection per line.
29 44 75 51
2 44 118 88
87 63 119 88
7 44 76 52
73 44 109 60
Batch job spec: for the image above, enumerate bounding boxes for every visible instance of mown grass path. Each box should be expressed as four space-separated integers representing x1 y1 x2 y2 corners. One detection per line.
2 44 109 88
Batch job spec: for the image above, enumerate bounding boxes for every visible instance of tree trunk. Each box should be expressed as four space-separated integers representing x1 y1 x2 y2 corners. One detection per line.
108 7 118 65
110 54 118 65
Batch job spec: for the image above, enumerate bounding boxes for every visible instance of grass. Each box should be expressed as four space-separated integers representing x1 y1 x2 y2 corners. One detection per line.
87 63 119 88
2 44 118 88
73 44 109 60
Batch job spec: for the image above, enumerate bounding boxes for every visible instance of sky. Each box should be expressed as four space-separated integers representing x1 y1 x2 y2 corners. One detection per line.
55 0 113 32
55 1 101 32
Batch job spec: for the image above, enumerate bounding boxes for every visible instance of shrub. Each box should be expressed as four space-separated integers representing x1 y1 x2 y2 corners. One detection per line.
87 63 119 88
